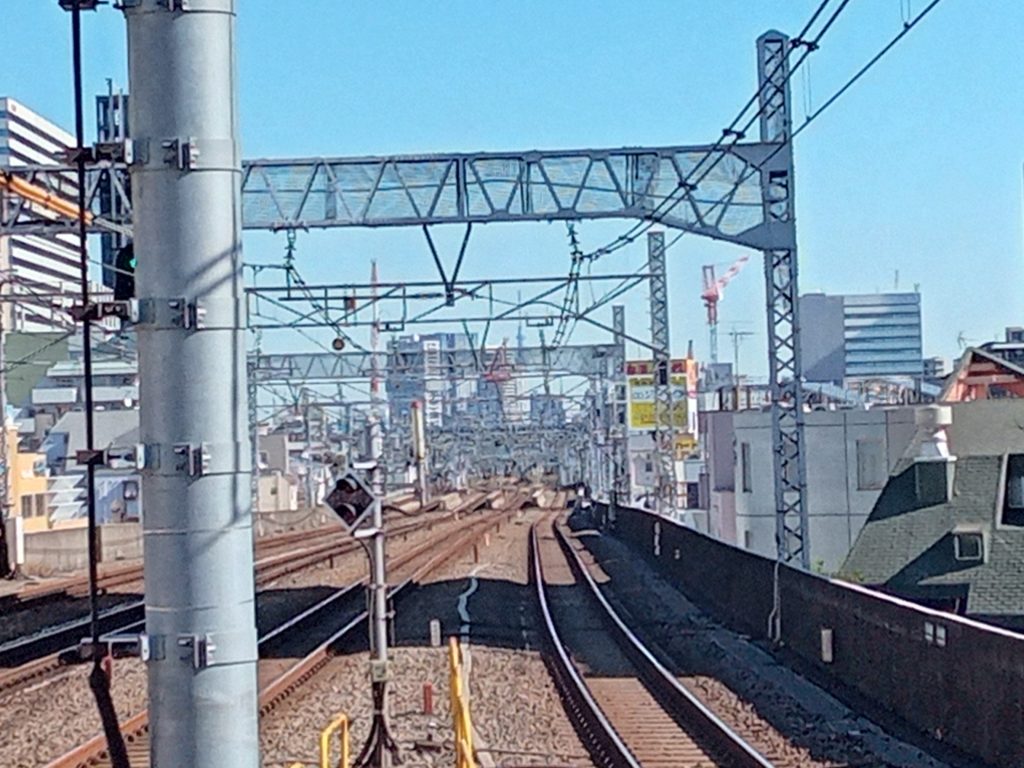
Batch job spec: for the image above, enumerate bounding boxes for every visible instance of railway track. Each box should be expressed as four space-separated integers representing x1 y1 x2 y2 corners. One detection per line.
532 514 772 768
0 493 473 695
0 492 422 612
42 491 527 768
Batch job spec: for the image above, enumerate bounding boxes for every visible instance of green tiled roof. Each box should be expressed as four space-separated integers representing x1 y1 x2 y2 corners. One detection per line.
839 400 1024 618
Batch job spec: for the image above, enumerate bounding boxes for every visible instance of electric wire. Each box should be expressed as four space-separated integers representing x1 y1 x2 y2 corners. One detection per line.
566 0 941 338
546 0 847 350
580 0 850 263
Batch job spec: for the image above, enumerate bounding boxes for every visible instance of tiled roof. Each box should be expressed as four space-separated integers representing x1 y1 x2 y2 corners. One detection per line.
839 400 1024 619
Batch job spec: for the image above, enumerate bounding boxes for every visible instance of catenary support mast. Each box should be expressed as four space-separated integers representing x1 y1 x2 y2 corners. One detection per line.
124 2 260 766
757 31 809 568
647 231 676 515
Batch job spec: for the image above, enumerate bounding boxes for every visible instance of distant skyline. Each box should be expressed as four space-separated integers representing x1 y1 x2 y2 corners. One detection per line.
3 1 1022 376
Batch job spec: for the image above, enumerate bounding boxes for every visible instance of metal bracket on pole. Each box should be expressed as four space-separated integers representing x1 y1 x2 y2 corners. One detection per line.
69 300 139 324
177 634 215 669
172 443 211 478
162 137 199 170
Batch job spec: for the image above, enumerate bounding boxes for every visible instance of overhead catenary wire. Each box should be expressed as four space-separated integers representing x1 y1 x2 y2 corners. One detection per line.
581 0 851 263
669 0 946 249
544 0 848 352
573 0 941 299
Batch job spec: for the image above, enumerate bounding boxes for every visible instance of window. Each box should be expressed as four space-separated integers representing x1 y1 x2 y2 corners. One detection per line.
954 532 984 562
1003 454 1024 526
34 493 47 517
21 496 31 517
856 438 886 490
740 442 752 492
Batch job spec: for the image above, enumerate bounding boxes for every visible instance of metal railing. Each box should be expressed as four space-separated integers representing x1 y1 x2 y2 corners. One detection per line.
289 711 350 768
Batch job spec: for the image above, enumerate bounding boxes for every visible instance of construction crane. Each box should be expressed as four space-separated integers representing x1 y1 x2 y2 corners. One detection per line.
700 253 750 364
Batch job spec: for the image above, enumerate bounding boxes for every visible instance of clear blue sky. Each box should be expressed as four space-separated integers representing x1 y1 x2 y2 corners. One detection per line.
3 1 1022 376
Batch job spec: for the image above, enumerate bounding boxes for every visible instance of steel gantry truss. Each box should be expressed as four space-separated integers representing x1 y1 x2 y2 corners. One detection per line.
2 30 808 565
252 342 622 384
238 145 781 245
5 143 786 250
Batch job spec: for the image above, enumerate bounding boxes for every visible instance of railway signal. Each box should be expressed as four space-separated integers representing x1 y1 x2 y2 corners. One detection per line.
324 470 375 532
113 242 136 301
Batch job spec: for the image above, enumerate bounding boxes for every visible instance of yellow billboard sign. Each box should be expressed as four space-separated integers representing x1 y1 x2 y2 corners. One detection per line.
625 359 697 433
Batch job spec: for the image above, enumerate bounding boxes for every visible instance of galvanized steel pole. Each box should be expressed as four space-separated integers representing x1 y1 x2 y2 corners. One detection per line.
124 2 259 766
411 400 428 504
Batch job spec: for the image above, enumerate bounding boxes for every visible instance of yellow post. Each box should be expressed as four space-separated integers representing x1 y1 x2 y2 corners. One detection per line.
448 637 476 768
320 713 350 768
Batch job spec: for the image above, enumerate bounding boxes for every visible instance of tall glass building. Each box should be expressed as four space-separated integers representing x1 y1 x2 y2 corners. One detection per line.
800 292 923 384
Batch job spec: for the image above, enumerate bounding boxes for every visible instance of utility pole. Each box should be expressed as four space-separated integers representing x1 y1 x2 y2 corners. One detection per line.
411 400 428 504
355 412 398 767
124 3 259 767
0 273 11 579
729 328 754 383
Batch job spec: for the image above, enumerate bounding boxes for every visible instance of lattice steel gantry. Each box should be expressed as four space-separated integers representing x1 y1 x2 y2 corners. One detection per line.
647 231 677 515
757 31 809 568
2 29 809 566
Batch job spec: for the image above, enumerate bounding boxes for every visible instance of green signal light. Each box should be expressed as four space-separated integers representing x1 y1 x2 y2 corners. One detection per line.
129 257 137 269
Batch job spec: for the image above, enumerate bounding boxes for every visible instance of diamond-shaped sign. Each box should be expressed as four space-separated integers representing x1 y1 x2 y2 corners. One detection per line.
325 471 375 531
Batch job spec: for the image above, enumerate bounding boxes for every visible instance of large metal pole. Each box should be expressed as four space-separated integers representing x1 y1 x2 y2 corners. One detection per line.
411 400 428 504
610 304 629 515
355 413 397 768
606 305 630 518
124 3 259 767
757 31 809 569
0 278 10 578
647 231 676 516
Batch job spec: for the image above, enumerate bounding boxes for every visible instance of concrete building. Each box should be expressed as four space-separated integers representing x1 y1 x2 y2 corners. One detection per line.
800 292 923 385
38 409 141 525
0 97 83 332
530 393 566 427
731 406 918 572
4 420 49 534
387 332 476 428
841 401 1024 629
701 410 737 542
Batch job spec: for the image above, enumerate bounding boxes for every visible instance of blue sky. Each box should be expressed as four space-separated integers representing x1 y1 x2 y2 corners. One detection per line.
4 1 1022 376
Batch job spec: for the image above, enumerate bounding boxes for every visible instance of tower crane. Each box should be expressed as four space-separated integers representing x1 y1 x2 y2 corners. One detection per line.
700 253 750 364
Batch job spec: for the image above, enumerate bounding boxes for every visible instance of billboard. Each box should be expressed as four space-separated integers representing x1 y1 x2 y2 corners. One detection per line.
626 359 698 453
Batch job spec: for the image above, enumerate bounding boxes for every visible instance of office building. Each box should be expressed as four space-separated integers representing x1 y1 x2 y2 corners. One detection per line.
0 97 82 332
800 292 923 385
387 332 476 429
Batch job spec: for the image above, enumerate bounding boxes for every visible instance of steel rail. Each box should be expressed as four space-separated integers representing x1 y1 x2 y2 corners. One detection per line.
529 520 638 768
553 523 774 768
44 489 519 768
0 499 441 691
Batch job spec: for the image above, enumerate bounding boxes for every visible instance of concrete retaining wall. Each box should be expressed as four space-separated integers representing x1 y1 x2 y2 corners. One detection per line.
22 523 143 573
598 502 1024 767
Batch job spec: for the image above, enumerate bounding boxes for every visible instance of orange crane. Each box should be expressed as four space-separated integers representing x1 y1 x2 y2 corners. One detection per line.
701 253 750 364
482 339 512 383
